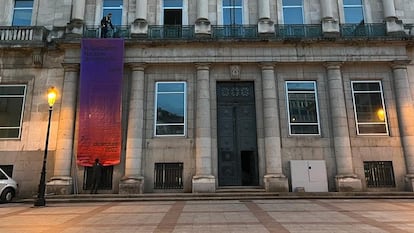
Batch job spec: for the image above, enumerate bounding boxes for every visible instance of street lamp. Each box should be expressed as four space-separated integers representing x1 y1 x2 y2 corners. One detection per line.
34 87 57 207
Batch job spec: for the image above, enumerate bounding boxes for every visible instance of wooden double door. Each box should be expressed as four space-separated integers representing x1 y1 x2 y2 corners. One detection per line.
217 82 259 186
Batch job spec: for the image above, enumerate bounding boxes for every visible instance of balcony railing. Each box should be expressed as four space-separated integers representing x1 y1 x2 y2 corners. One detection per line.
212 25 258 39
84 25 131 38
276 24 322 39
1 23 410 43
148 25 194 39
340 23 387 38
0 26 47 42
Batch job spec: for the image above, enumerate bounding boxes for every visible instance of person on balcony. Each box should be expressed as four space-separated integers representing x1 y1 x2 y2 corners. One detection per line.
100 13 114 38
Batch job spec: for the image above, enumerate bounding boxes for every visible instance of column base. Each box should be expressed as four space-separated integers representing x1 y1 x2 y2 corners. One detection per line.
119 176 144 194
192 175 216 193
264 174 289 192
258 18 275 34
46 176 73 195
322 17 339 38
385 17 405 35
195 18 211 36
405 174 414 191
66 19 84 38
335 175 362 192
130 19 148 37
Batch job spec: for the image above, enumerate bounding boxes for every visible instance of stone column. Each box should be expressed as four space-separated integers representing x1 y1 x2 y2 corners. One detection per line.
131 0 148 36
66 0 86 36
192 63 216 193
320 0 339 37
258 0 274 34
119 63 146 194
195 0 211 36
46 63 79 195
261 63 288 192
392 62 414 191
325 62 362 191
382 0 404 35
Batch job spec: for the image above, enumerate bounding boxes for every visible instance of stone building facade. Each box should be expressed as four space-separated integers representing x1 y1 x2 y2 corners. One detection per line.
0 0 414 198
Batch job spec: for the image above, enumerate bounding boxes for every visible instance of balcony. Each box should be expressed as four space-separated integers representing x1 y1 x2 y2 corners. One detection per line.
0 23 411 44
340 23 387 38
0 26 48 45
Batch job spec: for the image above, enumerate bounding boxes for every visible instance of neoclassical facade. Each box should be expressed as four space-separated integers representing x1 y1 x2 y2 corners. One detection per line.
0 0 413 198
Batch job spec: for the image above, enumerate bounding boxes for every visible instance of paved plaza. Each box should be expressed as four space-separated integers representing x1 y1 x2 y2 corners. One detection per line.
0 198 414 233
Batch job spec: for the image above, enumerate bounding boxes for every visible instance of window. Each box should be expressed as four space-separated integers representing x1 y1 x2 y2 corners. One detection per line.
12 0 33 26
83 166 113 190
163 0 183 25
352 81 388 135
154 163 183 189
364 161 395 188
282 0 303 24
223 0 243 25
154 82 186 136
286 81 320 135
343 0 364 24
0 85 26 139
103 0 123 25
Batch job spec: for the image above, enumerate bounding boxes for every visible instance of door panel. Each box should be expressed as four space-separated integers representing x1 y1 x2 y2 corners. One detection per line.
217 82 258 186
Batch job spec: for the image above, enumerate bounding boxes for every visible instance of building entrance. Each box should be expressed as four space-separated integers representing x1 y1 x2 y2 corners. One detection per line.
217 82 259 186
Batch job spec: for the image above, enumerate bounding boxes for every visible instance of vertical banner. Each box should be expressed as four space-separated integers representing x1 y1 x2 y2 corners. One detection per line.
77 39 124 167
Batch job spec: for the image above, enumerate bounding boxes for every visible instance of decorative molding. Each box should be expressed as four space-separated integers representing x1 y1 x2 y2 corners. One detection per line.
230 65 241 80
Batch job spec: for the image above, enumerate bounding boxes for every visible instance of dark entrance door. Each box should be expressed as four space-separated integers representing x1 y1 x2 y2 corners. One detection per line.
217 82 259 186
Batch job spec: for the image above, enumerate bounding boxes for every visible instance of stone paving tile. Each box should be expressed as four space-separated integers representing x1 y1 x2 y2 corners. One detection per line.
282 224 389 233
268 211 359 223
183 203 248 212
102 204 172 213
82 213 166 225
60 226 158 233
173 224 269 233
257 203 330 211
0 199 414 233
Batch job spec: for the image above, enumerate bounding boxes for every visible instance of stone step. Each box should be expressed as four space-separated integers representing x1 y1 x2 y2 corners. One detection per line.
17 191 414 204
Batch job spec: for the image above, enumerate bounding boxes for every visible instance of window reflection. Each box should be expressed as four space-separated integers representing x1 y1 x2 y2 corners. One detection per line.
155 82 186 136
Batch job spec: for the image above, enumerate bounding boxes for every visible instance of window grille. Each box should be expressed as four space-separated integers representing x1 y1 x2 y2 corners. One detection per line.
83 165 113 190
154 163 183 189
364 161 395 188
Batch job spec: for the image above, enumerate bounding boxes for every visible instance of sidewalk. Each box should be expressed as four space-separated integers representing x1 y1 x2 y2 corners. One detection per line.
1 198 414 233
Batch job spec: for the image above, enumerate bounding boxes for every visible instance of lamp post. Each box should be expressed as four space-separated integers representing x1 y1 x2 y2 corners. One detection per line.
34 87 57 207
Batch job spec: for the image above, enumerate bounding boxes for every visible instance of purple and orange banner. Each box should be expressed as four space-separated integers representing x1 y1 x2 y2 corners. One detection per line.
77 39 124 167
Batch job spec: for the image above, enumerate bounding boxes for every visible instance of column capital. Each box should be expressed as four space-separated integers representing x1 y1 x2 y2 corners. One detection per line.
324 62 343 70
127 62 146 71
195 63 211 70
259 62 276 70
391 60 410 69
62 63 80 72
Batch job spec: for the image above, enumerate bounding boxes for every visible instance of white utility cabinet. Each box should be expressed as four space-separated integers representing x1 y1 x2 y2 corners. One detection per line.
290 160 328 192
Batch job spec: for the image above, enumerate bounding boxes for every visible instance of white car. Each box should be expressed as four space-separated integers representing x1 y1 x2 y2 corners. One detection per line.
0 168 18 203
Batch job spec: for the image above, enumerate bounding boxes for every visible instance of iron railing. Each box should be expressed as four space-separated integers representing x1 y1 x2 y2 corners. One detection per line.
276 24 322 39
212 25 258 38
148 25 194 39
84 25 130 38
364 161 396 188
154 163 183 189
340 23 387 38
0 23 411 42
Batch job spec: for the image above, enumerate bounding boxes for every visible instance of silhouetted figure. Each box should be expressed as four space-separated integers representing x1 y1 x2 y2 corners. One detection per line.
100 13 114 38
90 158 103 194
